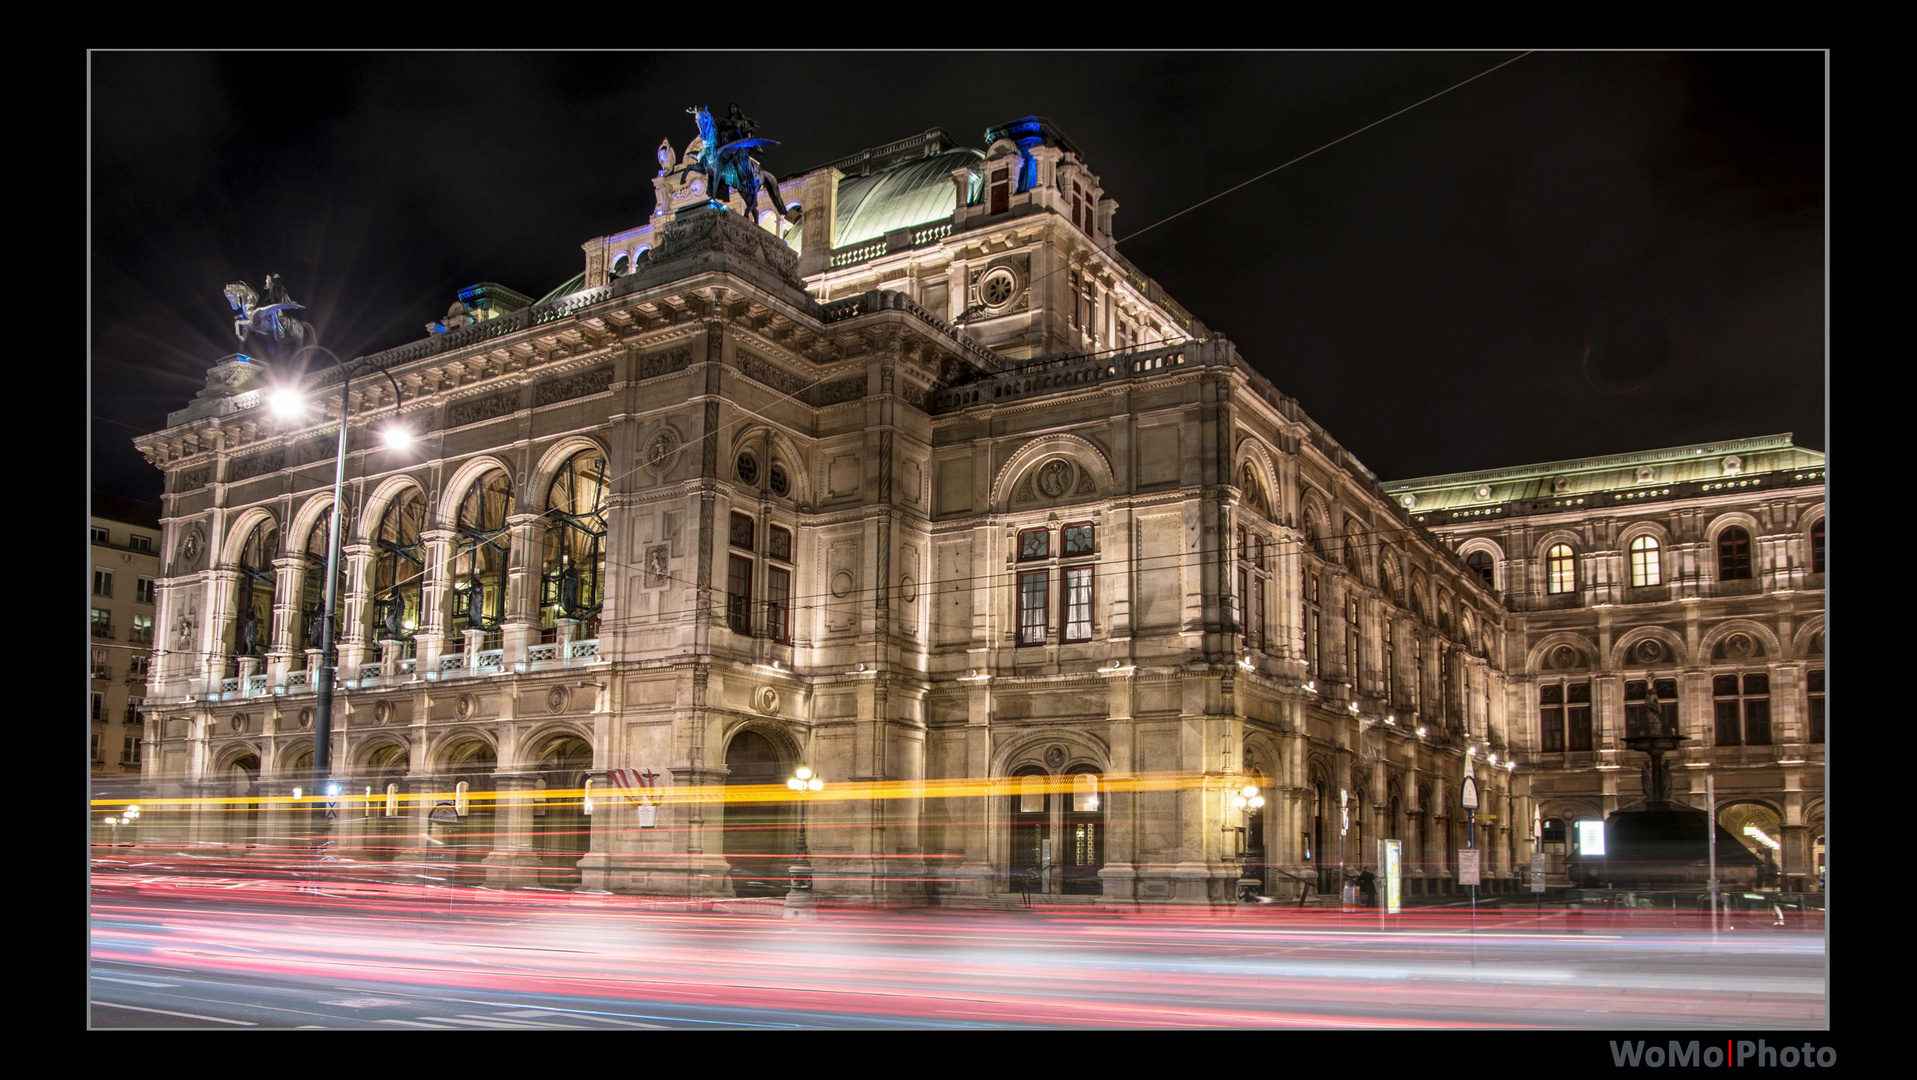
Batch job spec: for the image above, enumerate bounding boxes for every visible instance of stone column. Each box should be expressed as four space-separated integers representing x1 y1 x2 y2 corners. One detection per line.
482 773 544 889
416 528 456 675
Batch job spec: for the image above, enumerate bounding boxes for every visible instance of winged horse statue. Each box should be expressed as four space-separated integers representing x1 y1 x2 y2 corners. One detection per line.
224 273 314 357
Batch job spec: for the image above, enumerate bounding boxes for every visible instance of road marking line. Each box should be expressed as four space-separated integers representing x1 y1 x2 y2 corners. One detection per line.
92 976 178 988
91 1000 255 1025
376 1019 455 1028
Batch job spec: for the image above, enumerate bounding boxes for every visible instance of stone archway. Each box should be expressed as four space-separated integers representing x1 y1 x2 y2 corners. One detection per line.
437 736 498 879
354 741 411 862
527 730 593 886
721 729 795 897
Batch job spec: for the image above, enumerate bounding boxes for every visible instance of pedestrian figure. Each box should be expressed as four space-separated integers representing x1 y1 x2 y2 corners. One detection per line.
1355 866 1378 908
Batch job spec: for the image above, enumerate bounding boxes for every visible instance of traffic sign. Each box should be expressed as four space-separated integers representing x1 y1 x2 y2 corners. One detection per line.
1460 776 1479 811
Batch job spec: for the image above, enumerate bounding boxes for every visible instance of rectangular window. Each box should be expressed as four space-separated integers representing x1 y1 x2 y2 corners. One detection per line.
92 649 110 679
92 609 112 639
1017 527 1049 562
129 535 153 553
93 570 113 597
1540 685 1565 752
766 566 791 645
1068 271 1082 329
1714 674 1747 746
1233 566 1246 629
136 577 156 604
729 512 755 551
125 697 143 725
989 167 1010 214
768 525 792 563
1062 523 1094 556
91 733 102 763
1568 682 1592 751
1624 681 1677 738
1347 597 1361 680
1743 673 1771 745
91 527 109 544
1018 571 1049 645
1062 566 1093 642
128 656 150 679
92 693 105 721
123 737 141 764
1253 577 1266 654
727 554 753 635
1383 619 1395 701
1808 670 1824 743
130 615 153 645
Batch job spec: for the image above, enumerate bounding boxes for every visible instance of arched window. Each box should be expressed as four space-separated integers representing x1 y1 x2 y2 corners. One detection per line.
297 512 345 655
1629 535 1661 587
234 519 278 660
453 471 514 635
541 451 609 641
1717 526 1752 581
374 489 425 642
1466 550 1494 587
1010 768 1049 887
1810 519 1825 575
1545 544 1576 595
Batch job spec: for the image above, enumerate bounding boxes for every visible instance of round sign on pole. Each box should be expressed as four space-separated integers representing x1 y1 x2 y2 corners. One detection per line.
1461 776 1480 811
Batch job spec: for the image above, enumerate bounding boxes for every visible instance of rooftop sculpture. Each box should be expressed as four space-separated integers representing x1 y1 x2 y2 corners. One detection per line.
682 103 797 224
224 274 314 358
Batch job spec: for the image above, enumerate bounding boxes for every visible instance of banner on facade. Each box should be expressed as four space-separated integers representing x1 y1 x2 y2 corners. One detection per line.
1459 848 1481 886
1381 839 1402 914
607 769 661 827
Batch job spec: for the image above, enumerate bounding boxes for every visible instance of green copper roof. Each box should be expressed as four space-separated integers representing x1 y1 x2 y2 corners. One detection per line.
831 147 983 250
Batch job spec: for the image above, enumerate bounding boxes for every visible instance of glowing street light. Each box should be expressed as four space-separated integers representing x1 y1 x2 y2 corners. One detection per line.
785 766 824 914
1231 783 1266 903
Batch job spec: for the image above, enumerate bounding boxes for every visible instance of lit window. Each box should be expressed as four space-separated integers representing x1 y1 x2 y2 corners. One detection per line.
92 608 112 639
375 488 426 642
91 650 110 679
1630 536 1662 587
1717 526 1752 581
452 473 513 635
1062 523 1094 556
130 615 153 645
1545 544 1576 595
542 451 609 640
1303 574 1321 675
1810 520 1825 575
769 525 793 563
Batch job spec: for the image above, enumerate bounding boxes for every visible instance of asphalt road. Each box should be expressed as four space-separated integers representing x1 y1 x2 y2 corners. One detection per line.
89 875 1827 1030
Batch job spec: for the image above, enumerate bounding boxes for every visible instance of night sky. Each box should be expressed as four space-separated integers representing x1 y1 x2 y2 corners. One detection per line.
89 51 1825 510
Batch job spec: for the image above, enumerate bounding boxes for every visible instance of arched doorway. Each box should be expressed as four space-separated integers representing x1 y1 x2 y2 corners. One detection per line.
356 742 410 863
221 753 261 850
722 730 792 897
1719 801 1785 889
529 732 593 886
439 738 497 883
1009 768 1049 893
1311 779 1330 893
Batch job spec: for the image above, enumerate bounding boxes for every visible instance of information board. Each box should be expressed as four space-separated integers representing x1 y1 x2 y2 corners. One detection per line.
1531 851 1547 892
1459 849 1481 886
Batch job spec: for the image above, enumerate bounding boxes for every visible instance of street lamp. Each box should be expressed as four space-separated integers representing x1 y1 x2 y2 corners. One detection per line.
270 346 410 795
785 766 824 907
1231 783 1265 903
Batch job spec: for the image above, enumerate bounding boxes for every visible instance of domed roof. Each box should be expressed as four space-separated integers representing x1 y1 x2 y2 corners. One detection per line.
830 147 984 249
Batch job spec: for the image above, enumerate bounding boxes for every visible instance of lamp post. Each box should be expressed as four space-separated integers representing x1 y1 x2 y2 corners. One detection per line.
785 766 824 916
1231 783 1265 903
270 347 410 800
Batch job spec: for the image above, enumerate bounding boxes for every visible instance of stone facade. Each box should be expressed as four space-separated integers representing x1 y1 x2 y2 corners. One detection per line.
1384 438 1826 891
128 116 1809 905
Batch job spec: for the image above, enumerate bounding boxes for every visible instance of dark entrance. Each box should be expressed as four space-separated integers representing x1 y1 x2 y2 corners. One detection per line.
723 730 792 896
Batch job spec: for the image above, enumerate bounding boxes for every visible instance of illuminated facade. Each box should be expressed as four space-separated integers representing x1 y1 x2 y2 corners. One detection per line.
92 511 161 778
129 116 1810 905
1383 438 1826 890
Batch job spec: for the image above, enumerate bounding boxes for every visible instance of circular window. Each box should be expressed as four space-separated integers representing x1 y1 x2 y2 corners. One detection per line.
768 462 790 497
736 452 759 486
981 266 1018 309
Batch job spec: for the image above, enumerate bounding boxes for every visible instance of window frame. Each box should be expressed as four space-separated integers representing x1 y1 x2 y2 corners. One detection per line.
727 553 754 636
1807 669 1824 743
1545 544 1576 595
1716 526 1753 581
1629 535 1662 588
1713 672 1772 746
1061 565 1094 643
1017 570 1050 646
